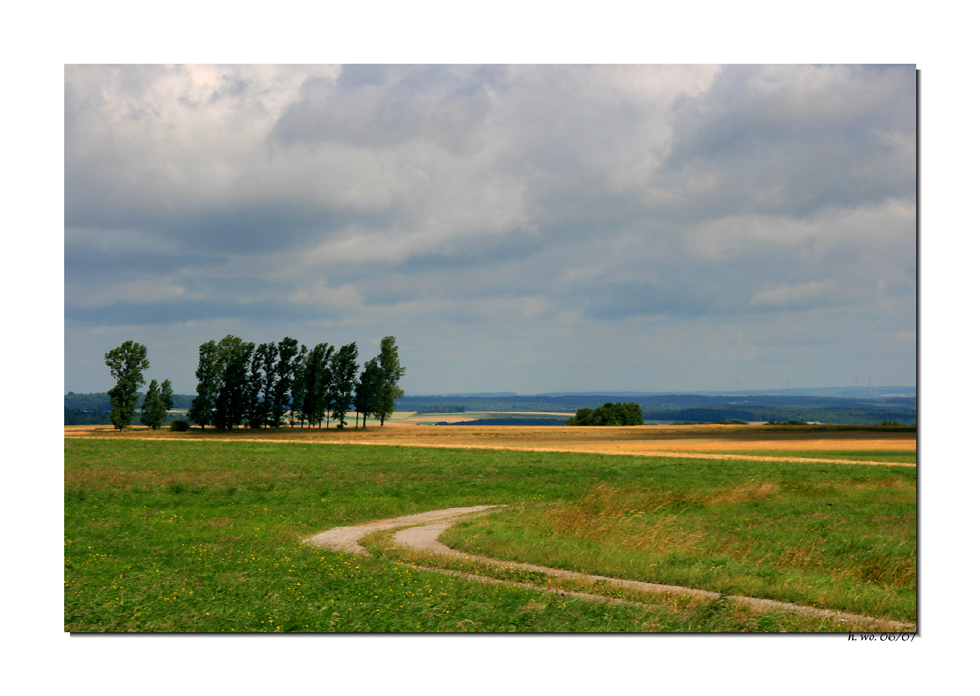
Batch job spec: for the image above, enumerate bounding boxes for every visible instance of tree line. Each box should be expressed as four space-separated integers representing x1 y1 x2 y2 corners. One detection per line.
101 336 405 431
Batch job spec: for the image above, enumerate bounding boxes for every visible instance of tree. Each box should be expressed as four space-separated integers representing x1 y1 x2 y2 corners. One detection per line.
301 343 334 428
189 340 220 429
140 379 166 429
140 378 173 429
160 379 174 414
270 338 299 428
246 345 271 429
567 402 643 426
621 402 644 425
353 358 383 428
252 342 278 428
105 340 150 430
373 336 406 427
213 335 255 430
330 342 359 429
567 407 596 426
289 344 309 427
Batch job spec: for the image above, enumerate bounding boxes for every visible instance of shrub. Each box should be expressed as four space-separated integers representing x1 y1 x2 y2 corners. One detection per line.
170 420 190 432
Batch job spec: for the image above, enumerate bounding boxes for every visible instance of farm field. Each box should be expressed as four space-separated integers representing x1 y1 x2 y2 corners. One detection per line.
64 420 915 463
65 424 916 632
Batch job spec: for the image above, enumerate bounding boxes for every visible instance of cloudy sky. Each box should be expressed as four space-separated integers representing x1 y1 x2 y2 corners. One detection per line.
65 64 916 395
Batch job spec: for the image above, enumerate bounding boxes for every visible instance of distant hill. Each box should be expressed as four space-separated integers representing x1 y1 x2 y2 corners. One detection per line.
396 391 917 426
64 392 195 425
531 387 916 399
65 388 917 427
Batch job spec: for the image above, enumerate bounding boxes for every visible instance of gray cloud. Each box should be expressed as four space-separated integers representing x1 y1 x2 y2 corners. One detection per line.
65 64 916 394
656 65 915 222
273 65 501 152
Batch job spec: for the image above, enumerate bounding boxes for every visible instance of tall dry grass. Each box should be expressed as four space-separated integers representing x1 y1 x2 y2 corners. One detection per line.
442 475 915 622
531 480 782 556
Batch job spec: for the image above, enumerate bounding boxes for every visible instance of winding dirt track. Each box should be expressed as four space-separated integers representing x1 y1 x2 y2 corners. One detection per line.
303 506 915 633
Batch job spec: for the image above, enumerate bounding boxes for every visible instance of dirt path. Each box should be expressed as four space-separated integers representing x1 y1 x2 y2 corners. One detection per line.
303 506 499 555
303 506 915 632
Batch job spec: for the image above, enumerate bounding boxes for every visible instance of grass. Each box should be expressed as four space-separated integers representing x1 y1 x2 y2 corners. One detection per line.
714 450 916 464
64 439 915 632
359 530 897 632
442 476 916 622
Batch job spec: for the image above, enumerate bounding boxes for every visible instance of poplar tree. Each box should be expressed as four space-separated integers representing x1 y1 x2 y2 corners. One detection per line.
330 342 359 429
213 335 255 430
253 342 278 427
246 346 269 429
160 379 174 415
302 343 334 428
289 344 308 426
271 337 299 428
353 357 383 428
189 340 220 429
105 340 150 431
373 336 405 427
140 379 166 429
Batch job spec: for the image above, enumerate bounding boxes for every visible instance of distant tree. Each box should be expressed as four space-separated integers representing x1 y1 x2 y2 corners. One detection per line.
568 402 643 426
160 379 174 414
141 379 175 429
213 335 255 430
104 340 150 430
289 344 309 427
353 358 383 428
253 342 278 428
246 345 270 429
271 338 299 428
330 342 359 429
567 407 596 426
301 343 334 428
189 340 221 429
373 336 406 427
140 379 161 429
291 349 307 427
620 402 644 425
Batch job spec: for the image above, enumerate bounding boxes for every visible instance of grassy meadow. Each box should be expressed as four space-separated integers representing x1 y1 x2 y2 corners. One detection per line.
712 449 917 464
64 438 915 632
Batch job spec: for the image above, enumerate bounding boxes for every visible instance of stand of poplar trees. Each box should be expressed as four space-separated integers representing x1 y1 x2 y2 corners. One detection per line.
188 335 404 430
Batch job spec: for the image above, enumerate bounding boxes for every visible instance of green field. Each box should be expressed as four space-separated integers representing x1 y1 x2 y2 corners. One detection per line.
64 439 915 632
714 450 917 464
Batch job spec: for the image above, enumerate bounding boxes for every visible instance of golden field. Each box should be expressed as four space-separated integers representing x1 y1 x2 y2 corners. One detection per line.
64 417 915 466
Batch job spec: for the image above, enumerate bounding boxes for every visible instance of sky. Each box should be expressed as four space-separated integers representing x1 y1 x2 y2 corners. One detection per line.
65 64 917 395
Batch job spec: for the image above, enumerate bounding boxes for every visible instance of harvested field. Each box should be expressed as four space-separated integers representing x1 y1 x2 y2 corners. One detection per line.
64 421 915 465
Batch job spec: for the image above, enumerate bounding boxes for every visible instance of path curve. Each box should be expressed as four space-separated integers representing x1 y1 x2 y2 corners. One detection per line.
303 506 499 556
303 506 915 632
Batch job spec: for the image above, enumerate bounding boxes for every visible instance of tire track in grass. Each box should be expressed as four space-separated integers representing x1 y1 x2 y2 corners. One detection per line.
303 506 499 556
303 506 915 632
